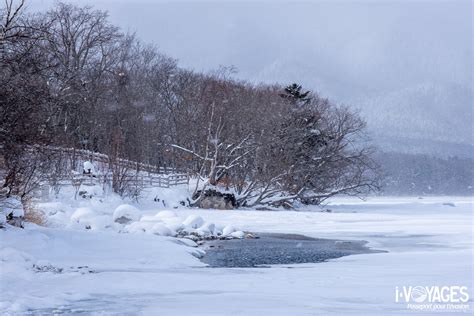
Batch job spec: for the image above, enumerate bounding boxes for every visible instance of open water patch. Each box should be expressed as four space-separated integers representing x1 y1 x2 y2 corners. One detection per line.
200 233 384 267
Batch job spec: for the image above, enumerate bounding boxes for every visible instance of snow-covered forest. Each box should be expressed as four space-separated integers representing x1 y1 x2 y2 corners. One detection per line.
1 1 381 208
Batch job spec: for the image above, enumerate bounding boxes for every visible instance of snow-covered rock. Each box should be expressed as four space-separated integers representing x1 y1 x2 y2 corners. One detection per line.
2 197 24 217
166 222 185 233
182 215 205 229
70 208 111 230
230 231 245 239
222 225 237 236
70 207 95 223
113 204 140 224
83 161 96 174
0 197 25 228
151 223 174 236
174 238 198 247
124 221 154 234
190 248 206 259
197 222 216 236
1 196 25 228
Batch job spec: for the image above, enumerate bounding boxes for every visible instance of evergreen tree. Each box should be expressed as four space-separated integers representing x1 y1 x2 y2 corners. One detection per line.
279 83 312 105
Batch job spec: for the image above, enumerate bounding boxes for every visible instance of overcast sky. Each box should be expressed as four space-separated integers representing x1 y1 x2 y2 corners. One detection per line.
29 0 472 90
30 0 473 153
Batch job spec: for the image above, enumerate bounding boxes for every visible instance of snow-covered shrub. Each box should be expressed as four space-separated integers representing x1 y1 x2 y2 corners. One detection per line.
23 203 46 226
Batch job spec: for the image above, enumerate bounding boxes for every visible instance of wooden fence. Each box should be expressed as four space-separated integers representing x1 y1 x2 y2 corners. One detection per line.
34 145 181 175
65 173 189 189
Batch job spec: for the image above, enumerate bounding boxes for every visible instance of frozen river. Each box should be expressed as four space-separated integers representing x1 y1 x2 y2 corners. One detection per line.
1 196 472 315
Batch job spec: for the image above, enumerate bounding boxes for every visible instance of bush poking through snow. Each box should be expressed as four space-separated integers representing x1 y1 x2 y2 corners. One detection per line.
33 261 63 274
23 203 47 226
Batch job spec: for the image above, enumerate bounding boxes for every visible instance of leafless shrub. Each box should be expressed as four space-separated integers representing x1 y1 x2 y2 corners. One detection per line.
23 201 46 226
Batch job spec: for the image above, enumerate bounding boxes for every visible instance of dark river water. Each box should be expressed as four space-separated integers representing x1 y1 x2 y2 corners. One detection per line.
200 233 383 267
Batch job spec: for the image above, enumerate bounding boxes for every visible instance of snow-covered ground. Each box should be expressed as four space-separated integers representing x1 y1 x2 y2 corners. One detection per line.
0 188 472 315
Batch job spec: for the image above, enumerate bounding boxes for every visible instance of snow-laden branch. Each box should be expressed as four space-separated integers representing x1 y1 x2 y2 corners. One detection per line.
170 144 213 162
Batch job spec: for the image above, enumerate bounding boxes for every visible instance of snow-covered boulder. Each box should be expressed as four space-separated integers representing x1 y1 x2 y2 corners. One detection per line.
194 189 236 209
230 231 245 239
77 184 103 199
83 161 96 174
197 222 216 236
70 207 95 223
222 225 237 236
3 197 24 217
124 221 154 234
151 223 174 236
166 222 185 233
113 204 140 224
1 196 24 227
70 208 111 230
174 238 198 247
182 215 205 229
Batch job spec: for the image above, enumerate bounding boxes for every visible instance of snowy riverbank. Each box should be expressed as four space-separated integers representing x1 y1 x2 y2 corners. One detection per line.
1 195 472 315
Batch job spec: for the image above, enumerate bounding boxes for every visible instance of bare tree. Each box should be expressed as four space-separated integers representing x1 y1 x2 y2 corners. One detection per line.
1 1 380 208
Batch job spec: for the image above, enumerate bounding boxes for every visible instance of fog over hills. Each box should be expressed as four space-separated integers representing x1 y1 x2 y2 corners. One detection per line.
32 0 473 157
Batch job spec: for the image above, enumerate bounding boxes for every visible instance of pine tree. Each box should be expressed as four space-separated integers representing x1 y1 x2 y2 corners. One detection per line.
279 83 312 106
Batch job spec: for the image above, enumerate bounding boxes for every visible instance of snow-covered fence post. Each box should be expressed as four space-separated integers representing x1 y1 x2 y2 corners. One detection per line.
72 176 82 200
